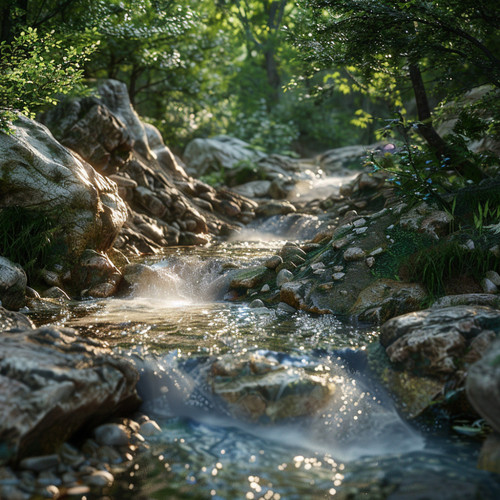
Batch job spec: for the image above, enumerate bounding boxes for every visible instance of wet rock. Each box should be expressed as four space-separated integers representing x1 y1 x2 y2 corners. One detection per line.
210 353 335 421
276 269 293 288
255 200 296 217
232 180 271 198
264 255 283 270
249 299 265 308
72 249 121 298
0 326 141 463
0 257 27 311
477 433 500 474
431 293 500 309
84 469 114 487
0 307 34 331
230 266 272 290
467 337 500 433
139 420 162 437
381 306 500 377
351 279 427 323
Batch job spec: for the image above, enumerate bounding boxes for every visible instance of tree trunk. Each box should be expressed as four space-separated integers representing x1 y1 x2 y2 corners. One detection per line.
408 63 448 158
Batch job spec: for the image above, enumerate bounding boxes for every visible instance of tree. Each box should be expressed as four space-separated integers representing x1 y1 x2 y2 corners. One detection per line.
295 0 500 163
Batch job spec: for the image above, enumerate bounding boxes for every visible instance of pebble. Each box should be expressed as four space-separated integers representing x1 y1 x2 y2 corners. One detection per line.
85 470 114 487
333 266 344 272
140 420 162 437
343 247 366 261
485 270 500 286
366 257 375 268
332 273 345 281
353 226 367 235
481 278 498 294
260 284 270 293
277 302 297 314
264 255 283 270
94 423 130 446
20 455 59 472
369 247 384 256
353 218 367 227
249 299 265 309
40 484 60 498
276 269 293 287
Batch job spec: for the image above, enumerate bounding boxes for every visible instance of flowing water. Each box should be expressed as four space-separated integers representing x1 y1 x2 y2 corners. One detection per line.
33 239 500 499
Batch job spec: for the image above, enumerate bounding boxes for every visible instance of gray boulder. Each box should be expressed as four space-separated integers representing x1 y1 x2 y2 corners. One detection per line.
183 135 264 176
0 115 128 261
0 306 34 331
466 337 500 433
0 257 27 310
380 305 500 376
0 326 141 464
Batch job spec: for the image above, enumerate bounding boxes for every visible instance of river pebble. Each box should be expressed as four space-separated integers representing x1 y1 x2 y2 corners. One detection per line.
20 455 59 472
276 269 293 287
85 469 114 487
140 420 162 437
94 423 130 446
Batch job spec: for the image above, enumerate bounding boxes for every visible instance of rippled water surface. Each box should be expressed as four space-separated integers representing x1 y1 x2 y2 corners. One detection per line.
32 240 500 499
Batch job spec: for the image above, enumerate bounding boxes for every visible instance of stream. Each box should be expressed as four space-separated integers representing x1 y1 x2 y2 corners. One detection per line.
33 238 500 499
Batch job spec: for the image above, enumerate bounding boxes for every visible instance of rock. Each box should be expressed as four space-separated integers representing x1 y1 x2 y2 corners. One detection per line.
277 302 297 314
351 279 427 323
229 267 272 290
261 284 270 293
210 353 335 422
343 247 366 262
94 423 130 447
0 258 27 311
0 307 34 331
264 255 283 270
0 326 141 463
367 342 445 419
84 470 114 488
481 277 498 293
72 249 121 298
381 306 500 377
255 200 296 217
477 433 500 474
431 293 500 309
280 281 306 309
183 136 264 176
139 420 162 437
249 299 265 308
486 270 500 286
276 269 293 288
41 287 70 300
466 337 500 433
232 180 271 198
19 455 59 472
0 115 127 262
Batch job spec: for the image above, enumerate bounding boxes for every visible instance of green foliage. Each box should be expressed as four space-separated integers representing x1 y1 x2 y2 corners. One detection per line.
372 227 434 281
473 200 500 234
232 100 299 154
0 207 61 283
0 27 98 131
408 238 499 298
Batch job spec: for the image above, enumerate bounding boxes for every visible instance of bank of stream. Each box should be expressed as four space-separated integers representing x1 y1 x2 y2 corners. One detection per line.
28 237 500 499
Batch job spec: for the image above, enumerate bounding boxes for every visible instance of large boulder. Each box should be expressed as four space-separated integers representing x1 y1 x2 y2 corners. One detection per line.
210 352 335 422
368 305 500 418
0 257 27 310
183 136 265 176
41 80 257 251
0 115 128 262
466 337 500 433
0 325 141 464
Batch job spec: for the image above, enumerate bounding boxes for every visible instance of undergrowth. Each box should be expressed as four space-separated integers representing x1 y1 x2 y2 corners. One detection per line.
0 206 62 284
409 237 500 298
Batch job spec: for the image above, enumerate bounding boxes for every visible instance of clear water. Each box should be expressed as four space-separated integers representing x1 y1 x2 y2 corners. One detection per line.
32 240 500 499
